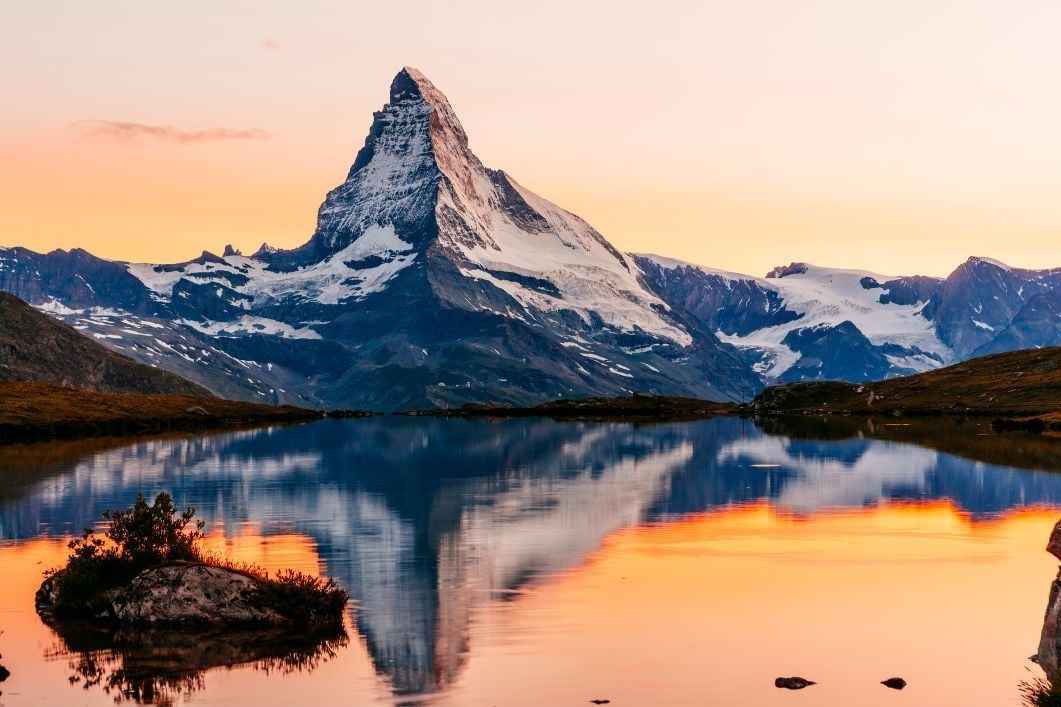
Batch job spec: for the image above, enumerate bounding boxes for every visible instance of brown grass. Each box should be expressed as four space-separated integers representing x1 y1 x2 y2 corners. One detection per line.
0 381 321 443
755 346 1061 419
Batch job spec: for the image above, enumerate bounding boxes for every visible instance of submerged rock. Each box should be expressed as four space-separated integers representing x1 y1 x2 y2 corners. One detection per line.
774 676 816 690
881 677 907 690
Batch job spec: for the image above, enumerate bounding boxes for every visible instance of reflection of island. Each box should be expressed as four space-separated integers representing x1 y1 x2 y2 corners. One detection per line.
45 621 347 704
4 417 1061 699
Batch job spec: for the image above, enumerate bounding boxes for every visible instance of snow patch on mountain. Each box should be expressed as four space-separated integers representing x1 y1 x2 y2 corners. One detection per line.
129 225 417 307
640 255 953 378
181 315 323 340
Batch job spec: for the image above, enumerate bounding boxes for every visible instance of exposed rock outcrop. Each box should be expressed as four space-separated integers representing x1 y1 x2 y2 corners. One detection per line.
1037 520 1061 671
38 563 313 627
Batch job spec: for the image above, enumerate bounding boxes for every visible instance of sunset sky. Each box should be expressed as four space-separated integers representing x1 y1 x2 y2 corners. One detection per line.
3 0 1060 276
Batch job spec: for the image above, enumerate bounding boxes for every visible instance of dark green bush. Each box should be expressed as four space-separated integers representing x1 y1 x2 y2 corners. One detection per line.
259 569 349 625
48 492 204 616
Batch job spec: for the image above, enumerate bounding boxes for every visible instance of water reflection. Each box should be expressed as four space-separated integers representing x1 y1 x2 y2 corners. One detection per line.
45 622 347 704
1 417 1059 701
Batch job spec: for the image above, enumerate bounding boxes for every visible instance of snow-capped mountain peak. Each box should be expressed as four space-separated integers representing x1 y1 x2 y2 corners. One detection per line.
0 67 761 409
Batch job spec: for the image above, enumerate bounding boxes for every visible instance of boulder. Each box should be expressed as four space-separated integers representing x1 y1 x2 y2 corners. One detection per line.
881 677 907 690
1039 569 1061 672
111 564 289 625
0 664 9 681
37 563 294 626
1048 519 1061 561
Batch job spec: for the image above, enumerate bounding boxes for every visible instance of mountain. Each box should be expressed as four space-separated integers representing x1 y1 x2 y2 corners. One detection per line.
0 68 759 410
0 290 208 396
636 254 1061 384
1 69 1057 405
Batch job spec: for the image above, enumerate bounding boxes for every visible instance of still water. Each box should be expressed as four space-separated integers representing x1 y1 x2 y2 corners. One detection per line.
0 417 1058 706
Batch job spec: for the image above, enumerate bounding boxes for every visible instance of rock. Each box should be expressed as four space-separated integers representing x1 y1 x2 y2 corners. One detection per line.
1039 568 1061 671
34 574 61 620
1048 520 1061 562
185 406 210 416
775 677 816 690
589 701 610 705
110 564 289 625
0 664 9 681
881 677 906 690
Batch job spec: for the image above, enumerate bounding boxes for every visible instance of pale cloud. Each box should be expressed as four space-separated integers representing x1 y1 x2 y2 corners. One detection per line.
70 120 270 145
261 36 281 50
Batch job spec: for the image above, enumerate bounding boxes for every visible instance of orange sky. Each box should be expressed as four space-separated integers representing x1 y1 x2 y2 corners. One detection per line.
3 1 1061 276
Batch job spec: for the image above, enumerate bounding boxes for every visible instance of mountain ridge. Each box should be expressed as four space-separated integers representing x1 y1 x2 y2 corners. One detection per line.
0 67 1058 409
0 67 759 410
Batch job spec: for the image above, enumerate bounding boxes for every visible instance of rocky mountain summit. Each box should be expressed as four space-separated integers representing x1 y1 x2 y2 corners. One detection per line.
0 68 757 410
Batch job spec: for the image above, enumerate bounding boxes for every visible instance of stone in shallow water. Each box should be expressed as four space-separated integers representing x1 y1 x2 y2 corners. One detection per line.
881 677 907 690
0 664 10 681
1047 519 1061 561
775 676 816 689
111 564 289 625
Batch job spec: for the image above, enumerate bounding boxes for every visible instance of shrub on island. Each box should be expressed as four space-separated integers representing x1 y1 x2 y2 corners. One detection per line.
36 492 348 627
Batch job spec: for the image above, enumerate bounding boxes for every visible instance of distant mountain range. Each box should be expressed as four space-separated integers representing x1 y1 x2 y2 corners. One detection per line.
0 68 1058 410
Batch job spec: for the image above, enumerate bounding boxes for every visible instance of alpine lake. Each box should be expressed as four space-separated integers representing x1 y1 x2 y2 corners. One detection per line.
0 415 1059 706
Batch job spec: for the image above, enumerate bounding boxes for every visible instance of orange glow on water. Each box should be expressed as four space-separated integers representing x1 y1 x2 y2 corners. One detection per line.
447 501 1060 706
1 504 1058 705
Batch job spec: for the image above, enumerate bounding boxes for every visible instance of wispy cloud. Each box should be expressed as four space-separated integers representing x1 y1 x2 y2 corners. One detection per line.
261 36 281 50
70 120 271 145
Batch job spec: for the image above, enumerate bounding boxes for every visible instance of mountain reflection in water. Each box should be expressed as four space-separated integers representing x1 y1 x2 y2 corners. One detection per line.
1 416 1059 701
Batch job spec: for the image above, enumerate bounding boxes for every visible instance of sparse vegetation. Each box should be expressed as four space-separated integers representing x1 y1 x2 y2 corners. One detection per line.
1021 673 1061 706
753 346 1061 421
0 381 322 444
43 492 348 625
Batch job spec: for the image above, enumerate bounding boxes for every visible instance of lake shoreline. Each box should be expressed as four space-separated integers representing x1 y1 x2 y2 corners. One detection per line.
0 381 325 445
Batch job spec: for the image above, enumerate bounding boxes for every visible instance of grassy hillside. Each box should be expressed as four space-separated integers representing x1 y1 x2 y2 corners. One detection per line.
754 346 1061 418
0 292 208 396
0 381 321 443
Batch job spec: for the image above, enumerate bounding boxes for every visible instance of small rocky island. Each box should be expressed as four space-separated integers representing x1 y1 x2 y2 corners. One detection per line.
36 493 347 627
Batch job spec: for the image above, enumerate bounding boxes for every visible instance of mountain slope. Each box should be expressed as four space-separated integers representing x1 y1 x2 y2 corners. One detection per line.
636 254 1061 385
0 68 759 410
753 346 1061 417
635 255 948 382
0 291 209 396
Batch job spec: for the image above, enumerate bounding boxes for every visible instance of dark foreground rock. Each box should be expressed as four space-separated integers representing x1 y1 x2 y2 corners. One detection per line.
775 676 816 689
0 664 9 681
881 677 907 690
37 562 341 627
1038 520 1061 671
